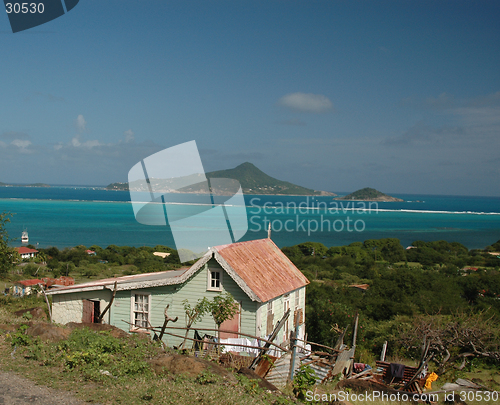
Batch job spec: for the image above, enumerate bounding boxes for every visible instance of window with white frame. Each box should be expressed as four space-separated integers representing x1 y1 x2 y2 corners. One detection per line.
132 293 150 330
284 293 290 313
266 300 274 335
207 269 222 291
295 290 300 309
283 294 290 340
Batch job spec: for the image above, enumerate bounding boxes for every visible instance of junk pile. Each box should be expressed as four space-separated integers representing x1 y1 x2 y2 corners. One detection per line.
255 312 439 397
255 312 362 389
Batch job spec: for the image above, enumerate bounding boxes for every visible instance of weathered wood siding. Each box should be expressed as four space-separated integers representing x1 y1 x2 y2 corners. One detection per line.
255 286 307 343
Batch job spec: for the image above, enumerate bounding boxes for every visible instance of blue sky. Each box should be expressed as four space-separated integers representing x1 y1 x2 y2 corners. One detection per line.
1 0 499 196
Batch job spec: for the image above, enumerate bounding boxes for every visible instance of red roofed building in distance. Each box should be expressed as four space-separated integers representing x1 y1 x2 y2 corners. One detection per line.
15 247 38 259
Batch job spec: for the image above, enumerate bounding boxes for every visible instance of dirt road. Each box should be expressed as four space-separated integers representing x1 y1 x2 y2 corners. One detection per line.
0 371 90 405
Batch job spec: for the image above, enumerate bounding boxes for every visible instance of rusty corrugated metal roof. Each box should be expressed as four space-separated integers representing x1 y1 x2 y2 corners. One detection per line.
215 239 309 302
16 279 43 286
47 268 190 294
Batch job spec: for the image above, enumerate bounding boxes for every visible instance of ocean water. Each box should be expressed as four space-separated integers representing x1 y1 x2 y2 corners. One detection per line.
1 186 499 250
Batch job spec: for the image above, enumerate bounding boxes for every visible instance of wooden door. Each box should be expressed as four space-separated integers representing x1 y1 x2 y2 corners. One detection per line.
82 299 94 323
219 303 240 339
82 300 100 323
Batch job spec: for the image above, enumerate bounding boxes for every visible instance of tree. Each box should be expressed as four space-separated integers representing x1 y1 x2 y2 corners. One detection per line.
398 310 500 374
181 297 211 349
209 292 240 340
181 292 239 349
0 212 15 276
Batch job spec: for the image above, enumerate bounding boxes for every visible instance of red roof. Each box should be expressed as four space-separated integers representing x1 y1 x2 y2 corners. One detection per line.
349 283 370 291
17 279 43 286
214 238 309 302
15 247 38 254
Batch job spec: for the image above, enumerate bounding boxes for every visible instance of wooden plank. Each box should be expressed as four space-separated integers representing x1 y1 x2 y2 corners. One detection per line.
332 348 354 376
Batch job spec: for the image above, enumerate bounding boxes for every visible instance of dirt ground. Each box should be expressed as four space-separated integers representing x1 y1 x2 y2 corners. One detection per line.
0 371 93 405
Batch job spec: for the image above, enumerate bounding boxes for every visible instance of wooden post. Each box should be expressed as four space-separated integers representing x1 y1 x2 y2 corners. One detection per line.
380 341 388 361
289 310 301 382
347 312 359 378
250 308 290 370
158 305 178 341
37 283 52 323
97 281 117 323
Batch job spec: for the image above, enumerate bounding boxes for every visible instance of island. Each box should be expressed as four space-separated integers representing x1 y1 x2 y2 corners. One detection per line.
0 182 50 188
106 162 336 196
334 187 403 202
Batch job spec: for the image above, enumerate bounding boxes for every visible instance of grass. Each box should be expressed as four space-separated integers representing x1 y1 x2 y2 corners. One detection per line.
1 296 500 405
0 299 296 405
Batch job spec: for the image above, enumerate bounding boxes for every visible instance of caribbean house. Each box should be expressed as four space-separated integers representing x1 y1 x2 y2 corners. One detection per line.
47 238 309 347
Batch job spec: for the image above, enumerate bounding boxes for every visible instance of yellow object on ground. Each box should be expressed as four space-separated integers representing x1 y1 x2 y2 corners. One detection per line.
425 372 438 390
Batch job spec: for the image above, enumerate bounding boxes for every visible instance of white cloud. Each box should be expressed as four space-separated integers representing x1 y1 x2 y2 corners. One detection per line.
71 136 81 147
71 135 102 148
124 129 135 143
278 92 333 113
11 139 32 148
75 114 87 133
9 139 34 154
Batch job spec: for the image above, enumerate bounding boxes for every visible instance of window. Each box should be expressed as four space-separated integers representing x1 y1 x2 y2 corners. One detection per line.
266 300 274 335
295 290 300 309
283 294 290 340
207 269 222 291
283 294 290 312
131 293 150 330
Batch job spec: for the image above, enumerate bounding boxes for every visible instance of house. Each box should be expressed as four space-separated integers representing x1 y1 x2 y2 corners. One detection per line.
47 238 310 347
153 252 171 258
41 276 75 289
11 279 43 297
15 247 38 259
10 277 75 296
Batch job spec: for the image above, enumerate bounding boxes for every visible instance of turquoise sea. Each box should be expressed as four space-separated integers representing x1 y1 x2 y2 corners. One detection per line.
1 186 500 250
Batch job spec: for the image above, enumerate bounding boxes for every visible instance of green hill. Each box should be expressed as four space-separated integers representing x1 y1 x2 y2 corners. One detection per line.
106 182 129 191
197 162 335 195
334 187 403 201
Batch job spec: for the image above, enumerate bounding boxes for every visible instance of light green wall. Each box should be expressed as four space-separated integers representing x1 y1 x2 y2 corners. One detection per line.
109 259 258 347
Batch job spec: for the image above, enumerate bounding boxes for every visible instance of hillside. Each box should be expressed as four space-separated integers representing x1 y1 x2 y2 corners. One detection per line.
204 162 335 195
107 162 336 196
334 187 403 202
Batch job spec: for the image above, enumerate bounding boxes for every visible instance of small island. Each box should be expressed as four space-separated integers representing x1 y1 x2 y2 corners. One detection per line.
334 187 403 202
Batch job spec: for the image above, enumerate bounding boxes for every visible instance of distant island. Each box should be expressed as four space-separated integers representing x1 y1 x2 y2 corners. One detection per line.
106 162 336 196
334 187 403 202
0 182 50 188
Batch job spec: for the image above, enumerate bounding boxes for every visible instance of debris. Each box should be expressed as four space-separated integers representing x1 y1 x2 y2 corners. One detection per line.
99 370 116 378
425 372 439 390
237 367 279 391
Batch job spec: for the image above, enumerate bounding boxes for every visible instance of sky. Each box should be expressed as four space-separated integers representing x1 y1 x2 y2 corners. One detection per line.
1 0 499 196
